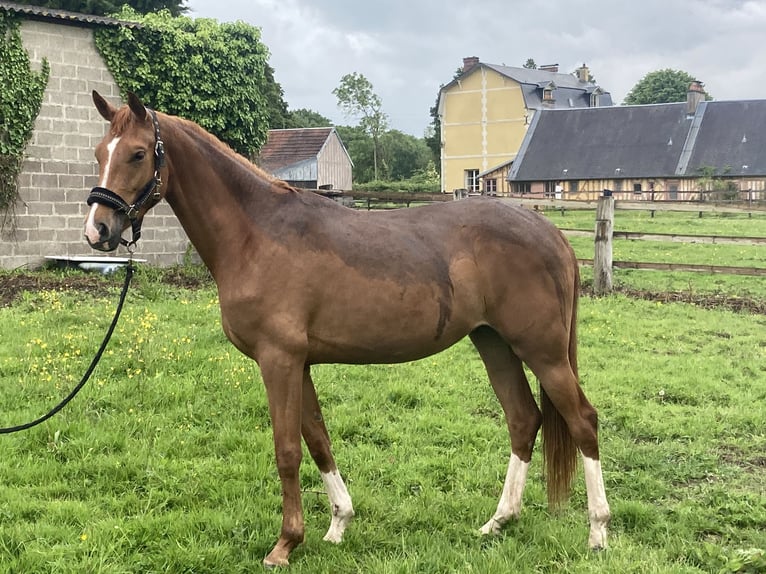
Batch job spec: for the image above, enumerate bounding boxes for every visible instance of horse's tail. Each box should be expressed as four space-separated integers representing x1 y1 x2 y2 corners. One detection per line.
540 255 580 507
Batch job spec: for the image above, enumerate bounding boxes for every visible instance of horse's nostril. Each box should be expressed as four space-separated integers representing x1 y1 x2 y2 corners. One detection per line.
97 222 109 241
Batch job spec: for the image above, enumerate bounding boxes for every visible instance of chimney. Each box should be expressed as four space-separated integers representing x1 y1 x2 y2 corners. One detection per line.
462 56 479 73
687 80 705 116
539 63 559 73
576 63 590 82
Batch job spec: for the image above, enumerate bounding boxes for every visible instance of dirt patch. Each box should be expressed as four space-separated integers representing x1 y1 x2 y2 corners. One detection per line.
0 274 110 307
2 268 764 315
718 444 766 472
0 266 213 308
615 286 766 314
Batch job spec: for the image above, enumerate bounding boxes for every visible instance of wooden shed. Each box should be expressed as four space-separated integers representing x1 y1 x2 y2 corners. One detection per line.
256 127 353 191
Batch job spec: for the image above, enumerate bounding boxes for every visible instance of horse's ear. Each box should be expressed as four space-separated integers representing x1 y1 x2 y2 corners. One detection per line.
126 92 147 121
92 90 116 121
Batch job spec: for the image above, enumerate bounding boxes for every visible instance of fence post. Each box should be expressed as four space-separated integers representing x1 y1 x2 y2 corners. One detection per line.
593 194 614 295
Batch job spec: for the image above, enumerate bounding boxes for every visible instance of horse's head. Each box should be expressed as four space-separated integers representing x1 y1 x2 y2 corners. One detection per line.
85 91 167 251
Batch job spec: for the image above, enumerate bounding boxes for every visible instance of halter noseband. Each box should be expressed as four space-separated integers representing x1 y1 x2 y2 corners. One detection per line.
87 108 165 249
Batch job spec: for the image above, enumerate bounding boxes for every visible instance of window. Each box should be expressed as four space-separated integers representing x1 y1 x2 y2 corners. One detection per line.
484 178 497 195
465 169 480 193
570 180 579 193
513 182 531 194
543 88 554 101
544 181 556 198
613 179 623 192
633 182 642 194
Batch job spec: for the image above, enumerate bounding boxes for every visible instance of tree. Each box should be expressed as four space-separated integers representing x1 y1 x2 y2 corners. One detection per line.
424 93 441 169
288 109 332 129
333 72 387 180
262 62 290 130
523 58 537 69
95 8 275 156
381 130 433 181
14 0 188 16
624 69 712 105
334 125 374 183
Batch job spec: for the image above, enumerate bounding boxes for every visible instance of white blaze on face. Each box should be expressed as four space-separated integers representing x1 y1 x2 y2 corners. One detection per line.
582 455 610 549
320 469 354 543
84 136 121 244
480 453 530 535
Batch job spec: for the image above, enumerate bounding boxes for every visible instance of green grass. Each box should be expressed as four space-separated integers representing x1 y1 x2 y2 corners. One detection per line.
542 208 766 301
566 235 766 268
542 208 766 237
0 262 764 572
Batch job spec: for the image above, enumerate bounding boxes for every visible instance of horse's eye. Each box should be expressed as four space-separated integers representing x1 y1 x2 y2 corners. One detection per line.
133 151 146 162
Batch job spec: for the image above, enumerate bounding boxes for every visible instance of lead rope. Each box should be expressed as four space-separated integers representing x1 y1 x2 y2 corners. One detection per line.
0 257 134 434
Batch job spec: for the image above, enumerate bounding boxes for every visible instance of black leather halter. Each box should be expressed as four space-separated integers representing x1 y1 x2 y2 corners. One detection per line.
87 108 165 249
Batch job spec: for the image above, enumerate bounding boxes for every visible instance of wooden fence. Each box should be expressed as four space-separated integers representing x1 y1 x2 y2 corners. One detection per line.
501 196 766 295
317 189 449 209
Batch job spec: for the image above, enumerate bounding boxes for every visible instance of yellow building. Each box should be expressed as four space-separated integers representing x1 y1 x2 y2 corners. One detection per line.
438 57 611 195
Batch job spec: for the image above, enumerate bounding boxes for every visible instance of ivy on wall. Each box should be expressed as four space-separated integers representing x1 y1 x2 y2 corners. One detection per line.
95 8 271 157
0 11 49 231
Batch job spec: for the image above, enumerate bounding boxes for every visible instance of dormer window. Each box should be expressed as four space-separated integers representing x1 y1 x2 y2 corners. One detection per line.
540 81 556 103
589 87 603 107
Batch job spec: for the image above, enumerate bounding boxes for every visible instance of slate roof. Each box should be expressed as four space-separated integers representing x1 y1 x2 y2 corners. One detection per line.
684 100 766 177
485 64 613 109
0 1 140 27
257 127 338 173
441 62 613 110
509 99 766 181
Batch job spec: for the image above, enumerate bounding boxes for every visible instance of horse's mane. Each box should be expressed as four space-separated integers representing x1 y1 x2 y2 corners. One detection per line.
111 105 296 194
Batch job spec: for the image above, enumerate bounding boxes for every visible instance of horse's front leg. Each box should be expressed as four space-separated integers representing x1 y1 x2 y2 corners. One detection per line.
259 348 306 568
301 366 354 542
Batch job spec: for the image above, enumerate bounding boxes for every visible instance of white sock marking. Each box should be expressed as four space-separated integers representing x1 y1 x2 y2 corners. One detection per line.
582 455 610 549
480 453 529 535
85 136 120 243
321 469 354 543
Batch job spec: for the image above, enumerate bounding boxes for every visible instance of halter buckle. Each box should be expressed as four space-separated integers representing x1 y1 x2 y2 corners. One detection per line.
125 205 139 220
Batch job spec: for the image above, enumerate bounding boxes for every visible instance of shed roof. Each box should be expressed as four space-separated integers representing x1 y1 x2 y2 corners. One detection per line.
509 99 766 181
257 127 350 173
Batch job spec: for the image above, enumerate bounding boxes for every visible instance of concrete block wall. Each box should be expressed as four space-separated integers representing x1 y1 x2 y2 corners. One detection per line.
0 18 191 269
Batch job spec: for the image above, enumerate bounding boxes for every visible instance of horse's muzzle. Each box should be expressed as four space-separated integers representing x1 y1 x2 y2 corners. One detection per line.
84 207 125 252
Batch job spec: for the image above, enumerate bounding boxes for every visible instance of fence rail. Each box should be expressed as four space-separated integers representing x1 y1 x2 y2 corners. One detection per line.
579 259 766 277
562 229 766 246
316 189 449 209
499 197 766 214
575 195 766 293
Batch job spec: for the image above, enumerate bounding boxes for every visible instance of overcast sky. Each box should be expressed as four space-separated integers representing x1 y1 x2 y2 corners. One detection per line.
185 0 766 137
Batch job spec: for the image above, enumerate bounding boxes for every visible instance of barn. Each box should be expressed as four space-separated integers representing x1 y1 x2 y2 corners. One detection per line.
256 128 353 191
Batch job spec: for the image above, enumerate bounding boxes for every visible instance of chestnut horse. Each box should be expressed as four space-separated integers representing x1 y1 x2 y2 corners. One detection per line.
84 92 609 567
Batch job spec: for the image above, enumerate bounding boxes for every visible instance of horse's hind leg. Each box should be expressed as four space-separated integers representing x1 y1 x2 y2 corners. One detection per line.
301 366 354 543
524 354 610 549
470 326 542 534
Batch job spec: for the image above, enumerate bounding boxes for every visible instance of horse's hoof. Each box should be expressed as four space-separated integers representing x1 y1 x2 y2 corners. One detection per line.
479 518 502 535
263 554 289 568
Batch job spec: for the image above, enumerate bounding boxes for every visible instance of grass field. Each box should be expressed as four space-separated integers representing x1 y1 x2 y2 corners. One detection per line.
0 211 764 573
543 209 766 302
